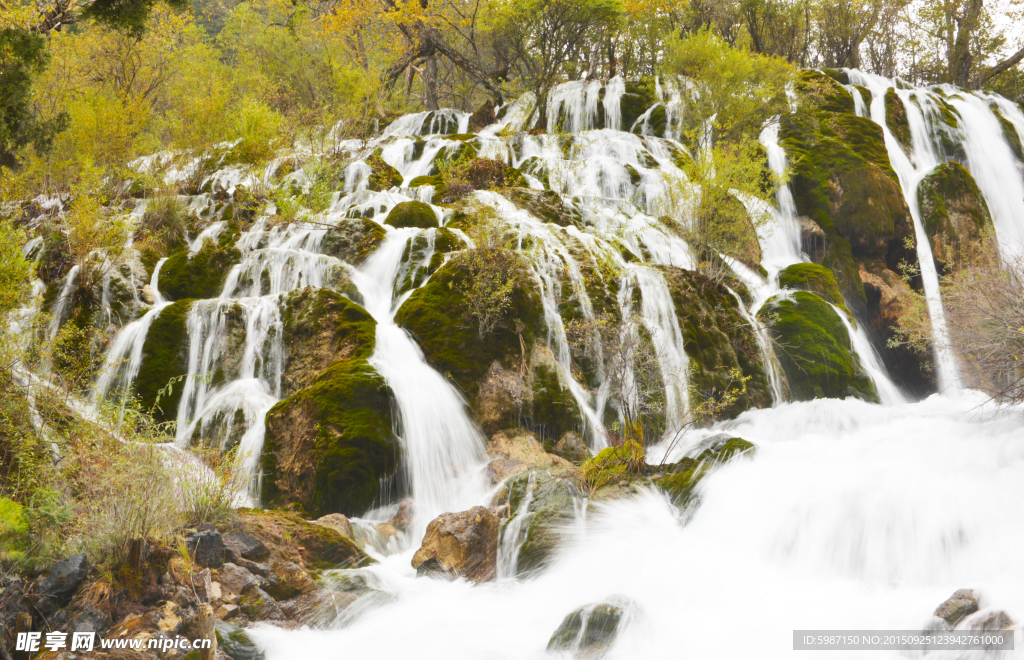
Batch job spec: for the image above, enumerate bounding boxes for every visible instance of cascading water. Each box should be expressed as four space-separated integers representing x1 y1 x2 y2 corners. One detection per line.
350 230 489 539
64 72 1024 659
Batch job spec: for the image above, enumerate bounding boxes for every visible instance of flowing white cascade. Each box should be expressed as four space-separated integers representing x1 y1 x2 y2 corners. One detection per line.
846 71 961 392
92 258 170 407
350 230 489 539
630 267 690 427
830 303 906 406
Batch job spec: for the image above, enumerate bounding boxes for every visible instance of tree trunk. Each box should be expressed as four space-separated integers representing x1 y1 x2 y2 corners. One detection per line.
424 54 440 111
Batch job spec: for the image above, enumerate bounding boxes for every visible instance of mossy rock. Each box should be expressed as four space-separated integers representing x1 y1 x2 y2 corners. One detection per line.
500 471 579 577
503 188 582 228
620 79 656 131
917 161 994 272
885 88 912 154
384 200 439 229
777 263 851 318
990 104 1024 163
454 158 528 190
796 70 854 115
365 151 403 191
279 287 377 398
394 259 540 402
820 68 851 86
530 363 582 441
159 232 241 301
656 435 755 505
548 602 625 654
420 110 462 135
321 217 386 265
781 91 917 311
517 156 550 189
239 508 370 569
262 358 399 518
214 620 264 660
659 267 771 417
135 299 194 421
758 291 878 402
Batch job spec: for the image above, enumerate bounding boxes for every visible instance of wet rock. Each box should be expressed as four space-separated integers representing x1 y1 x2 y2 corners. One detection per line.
141 284 157 305
265 561 315 600
239 584 284 621
187 531 225 569
411 506 499 582
934 589 979 627
239 508 370 570
36 553 90 611
548 599 634 657
223 532 269 563
498 471 579 576
487 430 571 470
487 457 530 483
314 513 353 540
964 609 1014 631
553 432 591 463
384 200 438 229
388 499 414 532
214 620 265 660
279 590 357 626
798 215 827 263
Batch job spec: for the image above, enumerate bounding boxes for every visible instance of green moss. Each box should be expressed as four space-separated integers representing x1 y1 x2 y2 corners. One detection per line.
820 68 851 85
365 151 403 191
660 267 771 416
321 217 386 265
854 85 871 109
758 291 877 402
135 299 194 421
454 158 528 190
262 358 399 518
241 508 370 568
656 436 755 505
0 497 28 564
780 97 917 311
421 110 462 135
530 363 582 441
991 104 1024 163
503 188 582 227
620 79 656 131
796 70 854 115
394 260 540 401
917 161 993 270
885 88 912 154
517 156 550 189
159 232 241 301
777 263 851 318
502 471 578 576
384 200 439 229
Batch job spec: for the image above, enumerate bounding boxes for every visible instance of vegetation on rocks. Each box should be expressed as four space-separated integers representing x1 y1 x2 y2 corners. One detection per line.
759 290 878 401
917 161 995 273
159 233 242 301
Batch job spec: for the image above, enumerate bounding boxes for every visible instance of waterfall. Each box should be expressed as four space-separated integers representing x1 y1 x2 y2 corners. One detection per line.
350 230 489 539
92 258 170 408
847 71 961 392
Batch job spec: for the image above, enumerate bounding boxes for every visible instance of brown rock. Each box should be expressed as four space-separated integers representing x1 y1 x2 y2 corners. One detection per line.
798 216 827 263
468 101 496 132
474 362 528 435
553 432 590 462
411 506 499 583
239 509 368 569
487 430 572 470
239 584 284 621
934 589 979 627
966 610 1014 631
388 498 414 532
266 561 316 600
279 590 357 626
486 457 530 483
314 513 353 540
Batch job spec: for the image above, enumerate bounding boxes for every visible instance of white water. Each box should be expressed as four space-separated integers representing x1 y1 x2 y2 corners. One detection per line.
352 230 489 539
847 71 962 392
252 394 1024 659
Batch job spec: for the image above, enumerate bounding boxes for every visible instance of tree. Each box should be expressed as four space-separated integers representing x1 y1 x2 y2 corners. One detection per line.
815 0 885 68
915 0 1024 88
0 30 66 167
490 0 624 128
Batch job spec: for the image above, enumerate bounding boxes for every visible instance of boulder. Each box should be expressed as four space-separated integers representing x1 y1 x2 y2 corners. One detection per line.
487 430 571 470
239 584 284 621
388 499 414 532
135 298 193 422
279 589 357 627
238 509 369 570
384 200 439 229
411 506 499 583
216 563 262 597
261 357 400 518
917 161 995 273
798 215 827 263
214 620 266 660
758 291 878 402
547 598 634 657
934 589 979 627
315 513 354 540
657 436 757 505
159 233 241 301
36 553 90 610
965 610 1014 631
553 432 591 463
223 532 269 563
69 605 112 635
265 561 316 600
498 471 579 576
186 530 225 569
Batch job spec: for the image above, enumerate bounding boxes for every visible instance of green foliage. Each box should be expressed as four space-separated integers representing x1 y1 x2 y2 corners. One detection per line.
0 496 28 563
575 441 646 495
662 29 795 145
0 30 66 165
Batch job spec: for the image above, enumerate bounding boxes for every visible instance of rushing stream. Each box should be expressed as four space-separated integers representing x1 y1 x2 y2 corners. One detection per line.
63 69 1024 657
